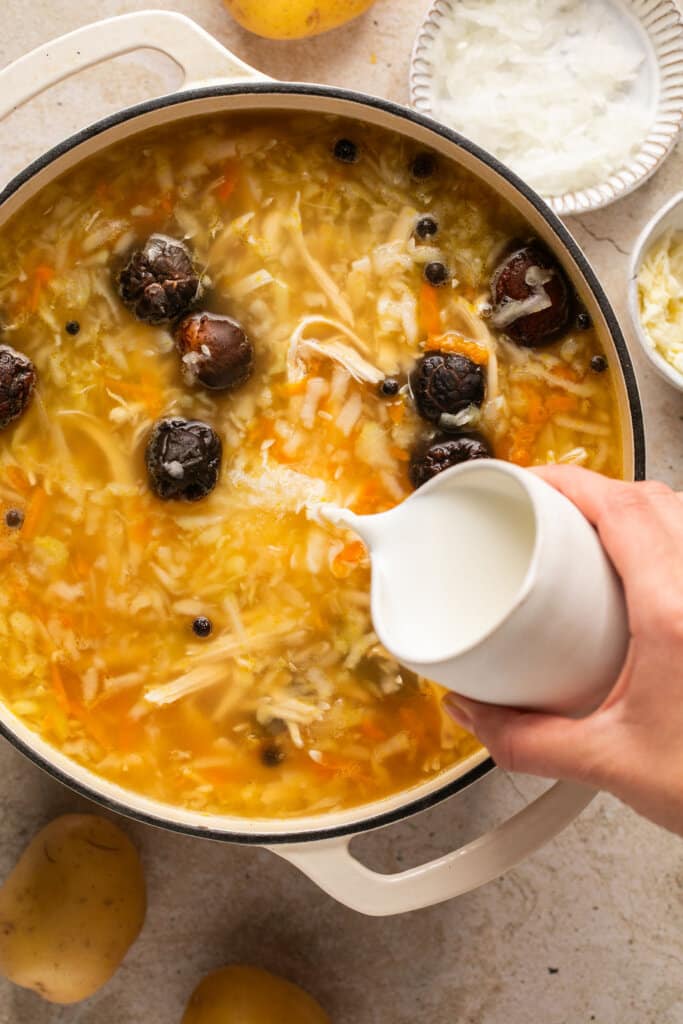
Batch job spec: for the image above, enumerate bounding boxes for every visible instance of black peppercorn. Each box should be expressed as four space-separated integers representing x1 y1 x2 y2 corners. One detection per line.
415 216 438 240
424 262 450 287
590 354 608 373
65 320 80 336
411 153 436 179
192 616 213 638
4 508 23 529
379 378 400 397
576 311 592 331
261 744 285 767
333 138 359 164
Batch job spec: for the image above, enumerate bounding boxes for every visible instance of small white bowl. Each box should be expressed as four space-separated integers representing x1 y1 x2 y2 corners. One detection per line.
629 190 683 392
410 0 683 217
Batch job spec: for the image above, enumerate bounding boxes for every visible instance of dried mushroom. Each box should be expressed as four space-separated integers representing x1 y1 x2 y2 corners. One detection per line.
118 235 201 324
490 243 570 346
410 433 491 488
145 418 222 502
175 312 254 391
0 345 36 431
410 351 485 423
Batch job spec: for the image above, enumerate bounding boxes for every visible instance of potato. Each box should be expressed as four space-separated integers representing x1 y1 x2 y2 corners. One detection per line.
223 0 377 40
181 965 330 1024
0 814 146 1004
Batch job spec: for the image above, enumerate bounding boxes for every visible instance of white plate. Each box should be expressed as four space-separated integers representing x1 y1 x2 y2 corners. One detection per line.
410 0 683 216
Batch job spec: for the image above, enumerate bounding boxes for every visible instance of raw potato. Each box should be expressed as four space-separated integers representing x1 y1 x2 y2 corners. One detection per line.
181 965 330 1024
0 814 146 1004
223 0 377 39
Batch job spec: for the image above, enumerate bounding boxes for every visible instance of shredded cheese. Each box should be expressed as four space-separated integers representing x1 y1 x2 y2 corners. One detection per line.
429 0 650 196
638 229 683 377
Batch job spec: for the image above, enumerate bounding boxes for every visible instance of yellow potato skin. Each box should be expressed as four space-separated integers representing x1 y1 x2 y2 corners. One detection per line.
181 966 330 1024
0 814 146 1004
224 0 377 40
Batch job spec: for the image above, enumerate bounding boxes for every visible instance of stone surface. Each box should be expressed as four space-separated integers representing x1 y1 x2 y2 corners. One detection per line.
0 2 681 1022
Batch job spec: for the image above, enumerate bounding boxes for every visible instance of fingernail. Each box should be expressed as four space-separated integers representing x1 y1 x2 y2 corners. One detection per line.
443 694 474 731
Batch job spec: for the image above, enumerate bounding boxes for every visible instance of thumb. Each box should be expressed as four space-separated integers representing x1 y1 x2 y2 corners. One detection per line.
443 693 607 785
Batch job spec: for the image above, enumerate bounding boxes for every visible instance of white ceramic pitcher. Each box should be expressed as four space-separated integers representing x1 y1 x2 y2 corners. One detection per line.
325 460 629 714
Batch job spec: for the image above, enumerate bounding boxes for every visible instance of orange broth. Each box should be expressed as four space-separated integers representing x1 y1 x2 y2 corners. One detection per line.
0 113 621 817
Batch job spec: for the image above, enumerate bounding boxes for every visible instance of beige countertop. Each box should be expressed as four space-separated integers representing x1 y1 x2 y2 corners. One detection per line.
0 2 681 1022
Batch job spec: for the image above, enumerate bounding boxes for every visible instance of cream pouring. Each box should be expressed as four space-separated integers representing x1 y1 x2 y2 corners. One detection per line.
319 459 629 714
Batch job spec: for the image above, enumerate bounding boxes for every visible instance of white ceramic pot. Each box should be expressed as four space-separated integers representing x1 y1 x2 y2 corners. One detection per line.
0 11 646 917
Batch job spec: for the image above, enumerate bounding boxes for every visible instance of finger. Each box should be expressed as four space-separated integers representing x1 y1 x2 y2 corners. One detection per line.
529 465 628 527
443 693 609 785
530 468 683 621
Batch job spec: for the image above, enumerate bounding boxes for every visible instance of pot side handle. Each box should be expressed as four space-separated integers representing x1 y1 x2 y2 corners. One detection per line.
0 11 268 123
271 780 593 916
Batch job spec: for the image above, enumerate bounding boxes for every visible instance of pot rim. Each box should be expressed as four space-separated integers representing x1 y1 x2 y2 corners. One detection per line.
0 81 646 844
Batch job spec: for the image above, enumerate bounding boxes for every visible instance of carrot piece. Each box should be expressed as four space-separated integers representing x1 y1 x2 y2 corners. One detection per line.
311 754 367 781
215 161 239 202
281 377 309 397
360 719 386 741
552 364 579 382
419 281 442 337
337 540 366 565
545 393 578 415
21 486 47 541
387 400 405 424
425 333 489 365
50 662 71 713
29 264 54 311
0 539 15 564
389 444 410 463
5 465 30 494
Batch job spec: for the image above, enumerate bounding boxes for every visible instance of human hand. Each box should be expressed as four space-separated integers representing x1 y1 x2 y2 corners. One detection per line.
444 466 683 836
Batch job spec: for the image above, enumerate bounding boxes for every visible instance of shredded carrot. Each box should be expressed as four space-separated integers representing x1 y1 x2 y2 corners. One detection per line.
389 444 410 463
338 541 366 564
5 465 30 494
419 282 442 336
360 719 386 741
552 363 579 382
387 400 405 424
22 486 47 541
29 264 54 311
545 393 578 415
69 701 111 749
215 161 239 202
71 553 91 580
425 332 489 365
311 754 368 781
280 376 309 397
50 662 71 713
127 518 151 547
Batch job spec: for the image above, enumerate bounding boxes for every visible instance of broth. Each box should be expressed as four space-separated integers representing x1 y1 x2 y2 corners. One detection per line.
0 113 622 817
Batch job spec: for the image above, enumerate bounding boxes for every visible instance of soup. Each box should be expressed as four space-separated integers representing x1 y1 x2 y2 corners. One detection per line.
0 113 621 818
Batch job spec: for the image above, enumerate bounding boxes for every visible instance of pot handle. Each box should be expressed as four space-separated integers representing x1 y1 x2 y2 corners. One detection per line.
0 11 268 123
271 780 593 916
